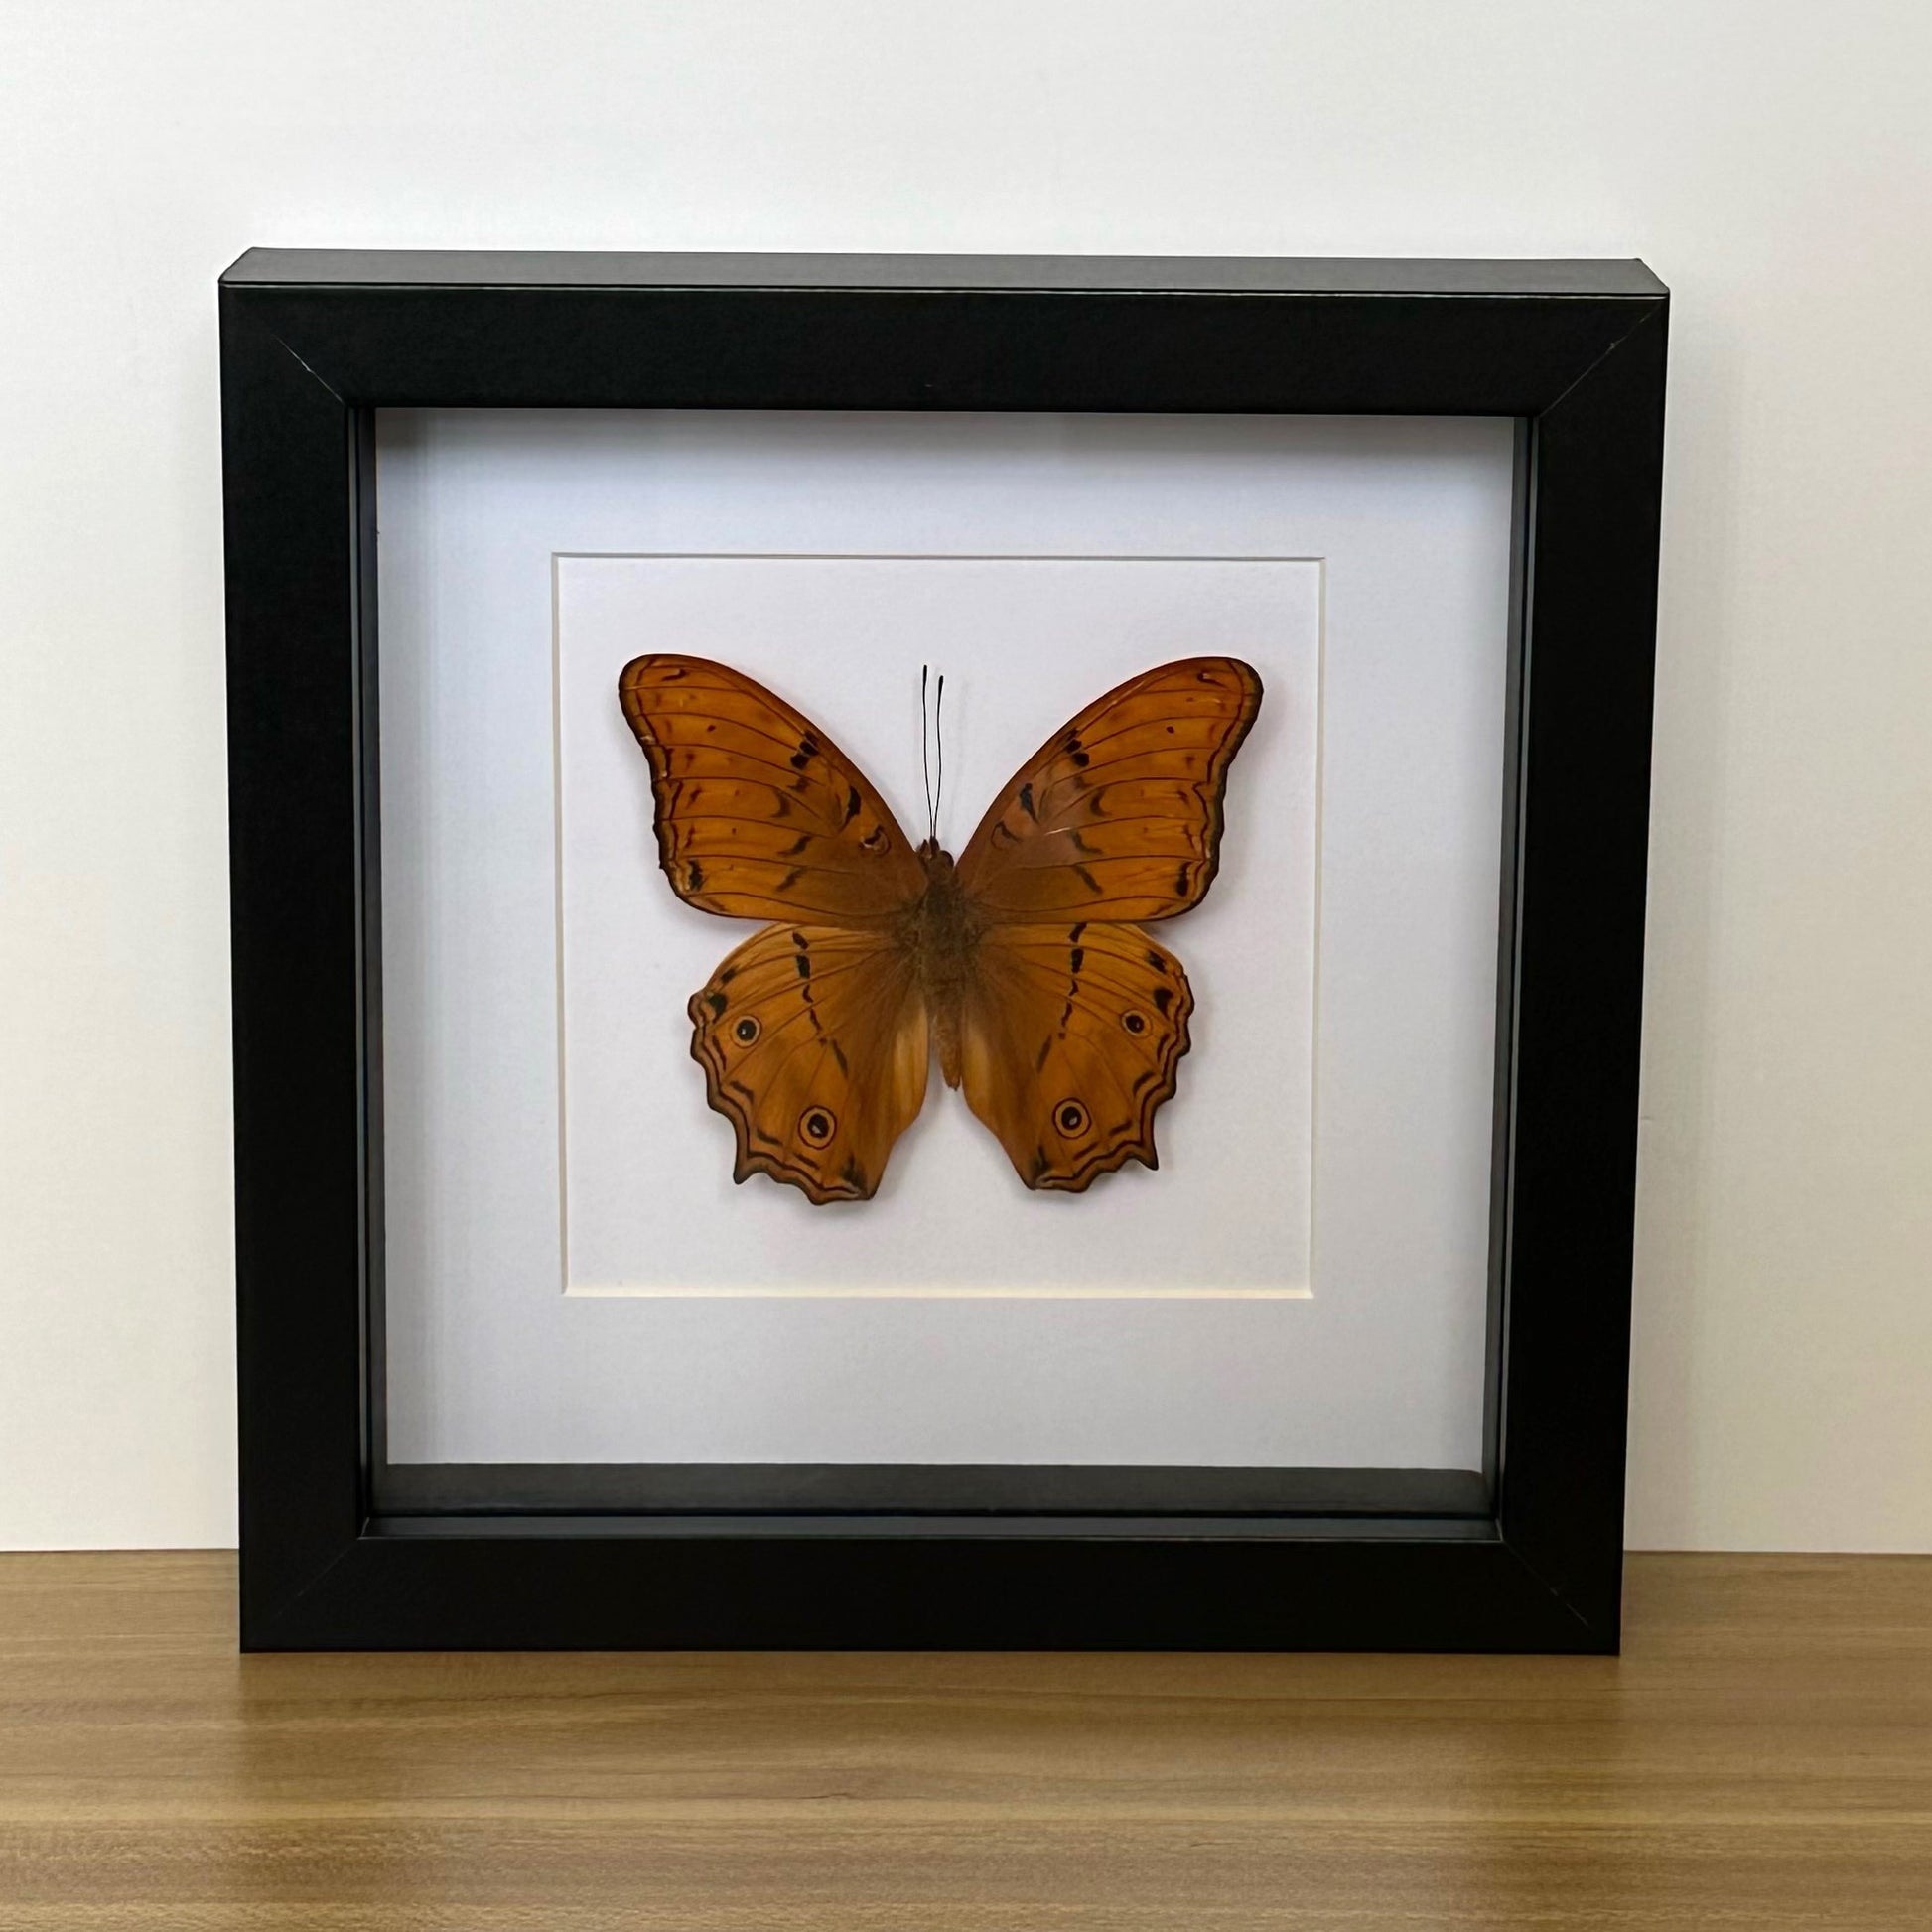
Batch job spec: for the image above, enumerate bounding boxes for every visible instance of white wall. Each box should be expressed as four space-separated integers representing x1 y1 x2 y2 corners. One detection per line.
2 1 1927 1552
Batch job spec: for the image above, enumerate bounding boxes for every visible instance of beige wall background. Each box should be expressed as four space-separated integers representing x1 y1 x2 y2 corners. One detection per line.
3 1 1927 1551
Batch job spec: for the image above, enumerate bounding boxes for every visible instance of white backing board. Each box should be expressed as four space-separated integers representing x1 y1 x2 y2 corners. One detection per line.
377 409 1513 1468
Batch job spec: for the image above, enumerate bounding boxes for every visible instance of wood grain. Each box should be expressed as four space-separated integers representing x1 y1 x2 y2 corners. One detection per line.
1 1551 1929 1928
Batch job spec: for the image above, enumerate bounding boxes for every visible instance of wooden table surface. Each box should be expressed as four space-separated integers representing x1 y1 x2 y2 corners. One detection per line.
2 1550 1929 1927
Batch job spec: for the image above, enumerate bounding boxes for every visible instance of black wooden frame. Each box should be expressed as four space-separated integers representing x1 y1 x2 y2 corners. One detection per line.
221 250 1667 1651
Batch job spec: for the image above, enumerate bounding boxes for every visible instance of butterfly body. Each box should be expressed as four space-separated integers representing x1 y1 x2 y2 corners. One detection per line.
901 839 981 1087
621 653 1263 1204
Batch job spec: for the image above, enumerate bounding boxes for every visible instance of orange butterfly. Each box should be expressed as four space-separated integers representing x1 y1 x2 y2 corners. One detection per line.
619 654 1263 1203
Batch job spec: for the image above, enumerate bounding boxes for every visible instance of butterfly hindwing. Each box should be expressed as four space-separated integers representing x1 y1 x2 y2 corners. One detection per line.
955 657 1263 922
688 922 930 1203
958 921 1195 1191
621 655 925 924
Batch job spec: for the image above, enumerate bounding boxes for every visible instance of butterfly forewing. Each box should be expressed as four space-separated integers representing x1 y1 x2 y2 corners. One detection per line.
621 655 924 923
955 657 1263 922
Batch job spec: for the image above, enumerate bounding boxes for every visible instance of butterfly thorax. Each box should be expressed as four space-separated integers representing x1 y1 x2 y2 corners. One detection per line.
905 839 984 1086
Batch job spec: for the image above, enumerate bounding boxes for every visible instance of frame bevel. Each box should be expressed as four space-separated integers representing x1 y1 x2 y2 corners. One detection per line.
222 250 1666 1651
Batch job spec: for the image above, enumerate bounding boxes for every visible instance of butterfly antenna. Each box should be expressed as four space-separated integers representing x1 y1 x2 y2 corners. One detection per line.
934 673 945 843
920 664 935 844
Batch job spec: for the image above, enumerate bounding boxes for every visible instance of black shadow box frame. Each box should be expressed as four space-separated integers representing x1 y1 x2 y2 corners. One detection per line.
220 250 1667 1652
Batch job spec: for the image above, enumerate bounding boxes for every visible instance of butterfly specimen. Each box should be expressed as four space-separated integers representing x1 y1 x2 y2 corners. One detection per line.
619 653 1263 1203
